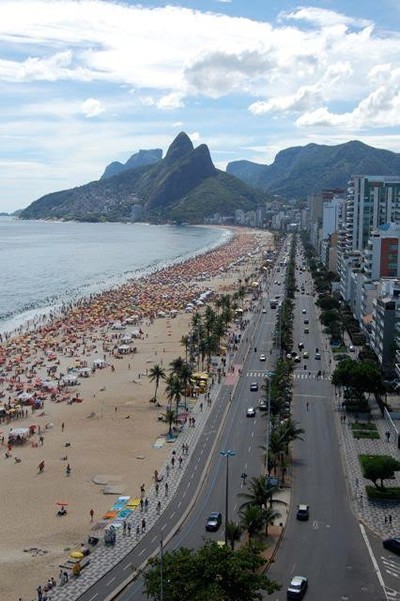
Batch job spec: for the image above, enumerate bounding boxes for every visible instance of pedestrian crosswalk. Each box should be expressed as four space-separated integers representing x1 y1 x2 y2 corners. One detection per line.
246 371 331 381
293 373 331 381
247 371 270 378
382 554 400 581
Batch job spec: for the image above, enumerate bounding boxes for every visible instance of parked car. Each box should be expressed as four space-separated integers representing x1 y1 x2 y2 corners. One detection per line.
383 537 400 555
206 512 222 532
259 353 266 361
287 576 308 599
250 382 259 391
303 351 309 359
296 504 310 521
259 400 268 411
246 407 256 418
314 352 321 360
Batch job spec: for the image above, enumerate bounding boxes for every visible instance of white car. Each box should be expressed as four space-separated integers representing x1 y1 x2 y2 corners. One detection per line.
259 353 266 361
302 309 307 314
246 407 256 418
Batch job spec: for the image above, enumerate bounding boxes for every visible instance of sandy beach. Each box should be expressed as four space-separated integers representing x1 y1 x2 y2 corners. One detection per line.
0 227 274 601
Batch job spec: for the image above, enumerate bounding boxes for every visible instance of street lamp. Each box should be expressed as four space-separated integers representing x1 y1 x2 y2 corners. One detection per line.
220 449 236 546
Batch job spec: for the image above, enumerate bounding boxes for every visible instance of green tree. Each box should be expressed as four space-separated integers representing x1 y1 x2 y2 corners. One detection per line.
161 407 176 436
238 476 287 512
359 454 400 489
239 505 265 540
226 520 242 550
144 540 280 601
148 363 166 403
165 373 184 415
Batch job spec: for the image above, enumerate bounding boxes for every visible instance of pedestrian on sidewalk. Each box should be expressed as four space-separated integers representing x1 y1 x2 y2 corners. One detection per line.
389 514 392 525
165 482 169 497
127 522 131 536
141 518 146 533
157 501 161 514
385 431 391 442
144 498 149 512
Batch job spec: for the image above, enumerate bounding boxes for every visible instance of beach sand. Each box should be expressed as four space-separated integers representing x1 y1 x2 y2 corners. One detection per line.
0 227 274 600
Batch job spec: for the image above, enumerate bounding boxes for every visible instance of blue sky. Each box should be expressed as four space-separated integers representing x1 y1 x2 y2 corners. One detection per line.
1 0 400 212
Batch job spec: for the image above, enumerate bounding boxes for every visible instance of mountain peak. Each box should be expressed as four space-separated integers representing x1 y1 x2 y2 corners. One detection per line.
165 132 194 163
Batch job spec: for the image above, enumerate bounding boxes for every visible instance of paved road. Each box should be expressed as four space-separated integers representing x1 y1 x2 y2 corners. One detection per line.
266 254 384 600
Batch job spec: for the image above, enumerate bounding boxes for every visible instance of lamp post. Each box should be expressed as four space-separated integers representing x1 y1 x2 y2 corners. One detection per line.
220 449 236 546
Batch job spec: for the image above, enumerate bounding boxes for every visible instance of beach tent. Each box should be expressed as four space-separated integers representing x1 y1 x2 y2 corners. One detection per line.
120 335 132 344
79 368 91 378
93 358 106 369
63 374 79 386
117 345 131 354
8 427 30 444
130 329 141 338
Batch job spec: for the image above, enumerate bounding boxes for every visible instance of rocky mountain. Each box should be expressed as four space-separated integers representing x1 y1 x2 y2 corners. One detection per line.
100 148 162 179
226 141 400 199
20 132 266 223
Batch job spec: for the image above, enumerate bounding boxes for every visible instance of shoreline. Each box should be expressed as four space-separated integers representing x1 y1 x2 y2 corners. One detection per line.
0 225 232 339
0 227 274 601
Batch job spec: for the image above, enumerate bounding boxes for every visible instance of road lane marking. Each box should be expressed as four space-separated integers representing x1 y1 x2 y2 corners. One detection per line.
138 549 146 556
106 576 116 586
88 594 98 601
123 563 132 571
359 523 390 600
171 512 175 519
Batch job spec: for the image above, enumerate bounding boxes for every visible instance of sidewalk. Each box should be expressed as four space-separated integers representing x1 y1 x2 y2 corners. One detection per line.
316 306 400 541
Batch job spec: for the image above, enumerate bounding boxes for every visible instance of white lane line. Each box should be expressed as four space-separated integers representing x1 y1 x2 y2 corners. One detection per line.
106 576 116 586
151 535 158 543
170 512 176 519
123 563 132 571
178 501 182 509
251 431 254 438
248 446 251 453
359 523 390 600
88 594 98 601
161 524 166 531
138 548 146 557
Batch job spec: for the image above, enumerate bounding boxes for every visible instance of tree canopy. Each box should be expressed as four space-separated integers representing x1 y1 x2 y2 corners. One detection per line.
359 454 400 489
331 358 384 395
144 540 280 601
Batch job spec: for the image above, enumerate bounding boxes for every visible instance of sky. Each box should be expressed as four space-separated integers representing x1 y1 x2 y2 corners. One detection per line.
1 0 400 212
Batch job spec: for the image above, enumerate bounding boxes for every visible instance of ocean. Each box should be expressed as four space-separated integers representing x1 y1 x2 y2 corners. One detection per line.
0 218 230 335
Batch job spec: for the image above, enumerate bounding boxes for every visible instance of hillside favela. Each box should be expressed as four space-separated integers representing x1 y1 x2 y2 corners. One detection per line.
1 2 400 601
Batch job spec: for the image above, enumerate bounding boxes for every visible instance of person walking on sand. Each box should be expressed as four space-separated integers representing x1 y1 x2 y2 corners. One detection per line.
38 460 45 473
66 463 71 476
90 508 94 522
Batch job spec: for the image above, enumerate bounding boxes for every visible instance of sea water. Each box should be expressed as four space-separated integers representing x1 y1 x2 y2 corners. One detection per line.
0 218 230 335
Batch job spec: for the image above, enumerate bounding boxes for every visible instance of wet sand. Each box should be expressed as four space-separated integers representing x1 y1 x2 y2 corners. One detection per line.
0 227 274 600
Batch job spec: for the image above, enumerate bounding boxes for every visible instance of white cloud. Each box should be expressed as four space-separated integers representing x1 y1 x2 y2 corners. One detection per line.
297 66 400 129
156 93 185 111
80 98 105 117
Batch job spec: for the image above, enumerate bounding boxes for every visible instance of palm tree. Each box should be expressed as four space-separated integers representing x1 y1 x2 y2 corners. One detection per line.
161 407 176 437
262 506 281 536
179 362 193 410
238 476 287 512
169 356 185 376
239 505 264 541
148 364 166 403
165 373 184 415
225 520 242 550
